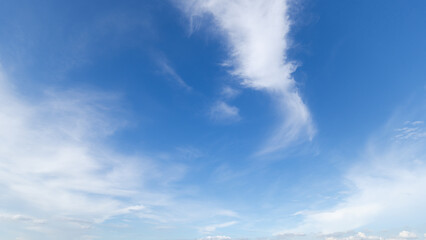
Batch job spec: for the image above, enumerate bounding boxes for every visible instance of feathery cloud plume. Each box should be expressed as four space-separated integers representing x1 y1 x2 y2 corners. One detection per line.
177 0 315 153
0 65 191 238
0 69 145 222
0 64 241 239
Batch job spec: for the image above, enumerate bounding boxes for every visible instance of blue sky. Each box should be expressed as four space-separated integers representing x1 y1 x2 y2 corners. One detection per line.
0 0 426 240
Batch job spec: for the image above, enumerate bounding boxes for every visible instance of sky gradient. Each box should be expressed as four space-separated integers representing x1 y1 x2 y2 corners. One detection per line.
0 0 426 240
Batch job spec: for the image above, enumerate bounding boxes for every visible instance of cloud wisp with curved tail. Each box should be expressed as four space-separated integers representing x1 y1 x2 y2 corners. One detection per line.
177 0 315 154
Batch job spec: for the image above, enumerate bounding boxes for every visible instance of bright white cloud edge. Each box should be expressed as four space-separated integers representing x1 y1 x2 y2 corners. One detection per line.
283 117 426 235
177 0 315 154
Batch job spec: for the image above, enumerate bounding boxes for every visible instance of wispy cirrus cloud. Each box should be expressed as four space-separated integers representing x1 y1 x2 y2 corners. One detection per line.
289 113 426 234
176 0 315 153
157 56 193 91
0 64 240 239
0 66 184 238
0 67 153 226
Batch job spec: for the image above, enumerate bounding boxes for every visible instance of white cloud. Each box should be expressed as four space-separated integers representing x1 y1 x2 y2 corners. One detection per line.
210 101 240 122
0 69 145 222
177 0 315 153
290 118 426 234
318 232 384 240
399 231 417 239
0 66 196 237
199 236 232 240
0 90 141 221
0 65 243 239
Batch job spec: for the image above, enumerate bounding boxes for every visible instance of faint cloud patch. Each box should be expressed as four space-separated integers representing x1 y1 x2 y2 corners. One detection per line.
201 221 238 234
392 121 426 142
221 86 240 99
0 213 46 225
215 210 239 218
209 101 240 123
208 85 241 124
175 146 203 160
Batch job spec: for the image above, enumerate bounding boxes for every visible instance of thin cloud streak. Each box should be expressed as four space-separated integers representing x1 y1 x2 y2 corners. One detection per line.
202 221 238 234
0 213 46 225
177 0 315 153
157 56 192 91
